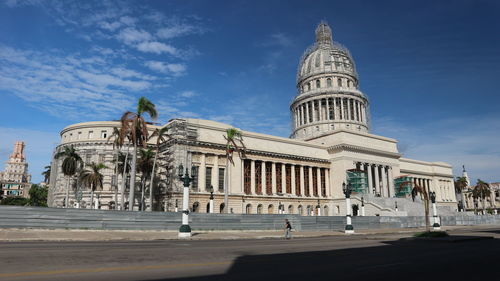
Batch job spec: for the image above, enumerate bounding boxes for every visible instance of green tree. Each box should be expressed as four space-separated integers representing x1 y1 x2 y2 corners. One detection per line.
137 148 155 211
28 184 48 207
54 145 82 208
0 196 29 206
223 128 246 213
120 97 157 211
454 176 468 211
148 127 170 211
472 179 491 214
79 162 107 210
41 165 51 184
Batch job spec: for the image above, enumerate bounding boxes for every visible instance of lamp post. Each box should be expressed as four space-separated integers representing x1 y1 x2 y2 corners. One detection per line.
430 191 440 230
361 196 365 216
178 164 197 238
395 201 398 212
209 185 214 213
343 182 354 234
317 199 321 216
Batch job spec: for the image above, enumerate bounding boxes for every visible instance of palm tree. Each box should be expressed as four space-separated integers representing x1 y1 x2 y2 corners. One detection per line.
137 148 155 211
120 97 158 211
454 176 468 211
79 162 107 210
223 128 246 213
54 145 82 208
108 127 123 209
472 179 491 214
147 127 171 211
41 165 51 184
114 151 131 210
412 182 430 231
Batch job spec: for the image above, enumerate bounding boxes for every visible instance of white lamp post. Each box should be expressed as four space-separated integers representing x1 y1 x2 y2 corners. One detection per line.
209 185 214 213
361 196 365 216
178 164 197 238
343 182 354 234
430 191 441 230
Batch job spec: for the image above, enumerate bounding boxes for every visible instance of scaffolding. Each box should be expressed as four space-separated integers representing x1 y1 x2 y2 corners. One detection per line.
346 169 368 193
394 175 413 197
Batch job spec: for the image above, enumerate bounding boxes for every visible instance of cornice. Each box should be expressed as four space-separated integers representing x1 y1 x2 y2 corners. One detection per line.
327 143 401 158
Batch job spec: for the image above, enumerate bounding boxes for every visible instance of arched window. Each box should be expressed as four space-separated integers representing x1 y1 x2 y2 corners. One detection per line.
323 205 329 216
206 202 210 213
298 205 303 216
307 82 311 91
337 78 342 87
306 205 311 216
219 203 225 213
257 204 263 214
288 205 294 214
316 79 320 88
268 204 274 214
245 204 252 214
347 80 351 88
327 78 332 87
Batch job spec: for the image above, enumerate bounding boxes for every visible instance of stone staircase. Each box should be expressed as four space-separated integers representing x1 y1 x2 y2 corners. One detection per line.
356 194 457 216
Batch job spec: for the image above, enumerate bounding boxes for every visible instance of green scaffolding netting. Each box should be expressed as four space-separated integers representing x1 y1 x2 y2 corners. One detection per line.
394 176 413 197
346 169 368 193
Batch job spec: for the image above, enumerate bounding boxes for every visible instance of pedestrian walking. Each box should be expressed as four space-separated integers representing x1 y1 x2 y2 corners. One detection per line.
284 219 292 239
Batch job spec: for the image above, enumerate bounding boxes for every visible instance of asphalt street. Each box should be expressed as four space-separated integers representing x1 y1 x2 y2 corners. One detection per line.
0 228 499 281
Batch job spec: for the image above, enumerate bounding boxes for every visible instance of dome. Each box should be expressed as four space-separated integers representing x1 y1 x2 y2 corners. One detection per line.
297 22 357 85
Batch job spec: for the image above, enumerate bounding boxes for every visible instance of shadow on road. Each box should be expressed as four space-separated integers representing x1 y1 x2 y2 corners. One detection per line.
141 236 499 281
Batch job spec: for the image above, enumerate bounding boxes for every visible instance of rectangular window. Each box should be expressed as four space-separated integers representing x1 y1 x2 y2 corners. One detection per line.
101 130 107 139
88 131 93 139
285 164 292 194
304 167 310 197
69 133 73 140
276 163 282 193
77 132 81 140
191 166 199 191
321 168 326 197
312 168 318 197
205 167 212 191
255 161 262 194
265 162 272 195
295 166 301 196
218 168 225 191
98 154 105 163
85 154 91 164
243 160 251 195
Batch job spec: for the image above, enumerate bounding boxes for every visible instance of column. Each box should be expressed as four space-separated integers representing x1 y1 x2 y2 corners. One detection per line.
271 162 276 195
312 101 316 122
303 104 307 124
325 169 330 197
308 167 314 196
199 153 206 190
366 163 373 194
326 98 330 120
291 164 296 195
374 165 380 196
360 103 364 123
250 160 255 194
299 106 303 126
305 102 310 124
261 161 266 194
388 167 394 198
300 166 305 196
346 98 351 120
340 98 344 120
381 166 388 197
212 154 219 189
316 167 321 197
281 163 286 194
319 99 323 121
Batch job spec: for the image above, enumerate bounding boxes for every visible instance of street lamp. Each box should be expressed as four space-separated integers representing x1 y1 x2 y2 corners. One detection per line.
317 199 321 216
361 196 365 216
178 163 197 238
430 191 440 230
209 185 214 213
395 201 398 212
342 182 354 234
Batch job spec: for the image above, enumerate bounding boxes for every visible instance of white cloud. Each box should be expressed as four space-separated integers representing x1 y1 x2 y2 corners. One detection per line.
144 60 186 76
259 32 293 48
136 41 177 55
178 90 196 98
157 24 195 39
116 27 152 45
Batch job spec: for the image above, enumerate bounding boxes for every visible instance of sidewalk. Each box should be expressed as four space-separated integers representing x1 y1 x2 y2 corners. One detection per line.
1 225 496 242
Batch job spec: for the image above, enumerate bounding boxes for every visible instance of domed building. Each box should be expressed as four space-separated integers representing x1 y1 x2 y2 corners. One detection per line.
48 23 457 216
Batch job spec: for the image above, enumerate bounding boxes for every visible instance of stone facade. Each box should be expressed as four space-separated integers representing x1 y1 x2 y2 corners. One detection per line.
47 23 457 216
0 141 32 198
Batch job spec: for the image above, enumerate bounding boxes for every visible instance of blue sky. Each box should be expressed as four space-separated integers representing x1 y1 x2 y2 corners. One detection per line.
1 0 499 184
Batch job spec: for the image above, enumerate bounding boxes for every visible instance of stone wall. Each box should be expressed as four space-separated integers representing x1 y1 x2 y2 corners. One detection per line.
0 206 499 231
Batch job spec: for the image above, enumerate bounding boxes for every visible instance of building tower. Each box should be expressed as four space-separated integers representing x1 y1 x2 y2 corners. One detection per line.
0 141 32 197
290 22 370 139
462 165 470 186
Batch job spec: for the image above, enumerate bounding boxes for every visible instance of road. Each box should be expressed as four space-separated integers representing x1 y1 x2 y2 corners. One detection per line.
0 228 499 281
